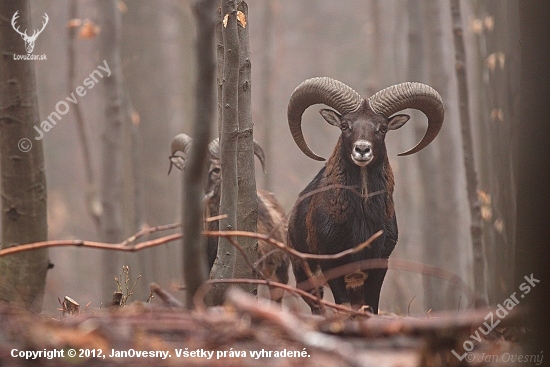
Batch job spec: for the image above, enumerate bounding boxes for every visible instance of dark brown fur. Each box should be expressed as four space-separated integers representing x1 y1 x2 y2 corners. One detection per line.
287 102 403 313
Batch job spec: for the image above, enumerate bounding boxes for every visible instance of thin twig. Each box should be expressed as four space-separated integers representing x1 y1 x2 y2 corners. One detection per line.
119 222 181 246
407 295 416 316
0 233 182 258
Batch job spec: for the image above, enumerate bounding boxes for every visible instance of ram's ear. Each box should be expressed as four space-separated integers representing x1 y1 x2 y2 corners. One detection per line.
319 109 342 128
388 114 410 131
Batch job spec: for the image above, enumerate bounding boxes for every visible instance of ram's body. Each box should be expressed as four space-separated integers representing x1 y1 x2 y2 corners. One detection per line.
286 77 444 314
288 138 397 313
170 136 289 302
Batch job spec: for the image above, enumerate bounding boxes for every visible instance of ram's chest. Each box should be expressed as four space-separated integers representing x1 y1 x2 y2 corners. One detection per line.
315 190 384 254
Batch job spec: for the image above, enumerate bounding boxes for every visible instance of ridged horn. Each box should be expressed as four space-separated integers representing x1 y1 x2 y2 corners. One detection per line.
288 77 362 161
168 133 193 174
367 82 444 156
208 138 266 173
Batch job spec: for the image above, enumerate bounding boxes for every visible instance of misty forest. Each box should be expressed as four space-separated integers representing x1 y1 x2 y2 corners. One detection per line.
0 0 547 366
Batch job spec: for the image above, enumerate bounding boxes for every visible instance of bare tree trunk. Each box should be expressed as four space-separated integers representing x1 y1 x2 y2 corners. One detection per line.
98 0 125 301
0 0 50 312
216 4 224 136
234 1 258 294
516 1 550 356
208 0 240 305
182 0 217 309
259 0 275 191
472 0 519 304
450 0 487 305
68 0 102 234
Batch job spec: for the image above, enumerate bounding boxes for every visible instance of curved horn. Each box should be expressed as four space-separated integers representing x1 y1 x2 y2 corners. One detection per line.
168 133 193 174
288 77 362 161
208 138 220 159
367 82 444 156
208 138 266 172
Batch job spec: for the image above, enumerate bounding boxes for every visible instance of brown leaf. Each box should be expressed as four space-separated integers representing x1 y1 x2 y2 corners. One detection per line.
470 18 483 35
484 15 495 32
67 18 82 29
486 52 505 72
490 108 504 122
237 10 246 28
131 111 141 125
494 218 504 233
117 0 128 14
78 19 100 39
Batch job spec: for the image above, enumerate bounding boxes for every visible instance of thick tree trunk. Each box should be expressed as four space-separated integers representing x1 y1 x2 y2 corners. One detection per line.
208 0 240 305
98 0 125 301
182 0 216 309
0 0 49 312
234 1 258 293
516 1 550 356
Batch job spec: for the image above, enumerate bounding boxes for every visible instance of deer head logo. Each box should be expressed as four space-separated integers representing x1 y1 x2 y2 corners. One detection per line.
11 11 49 54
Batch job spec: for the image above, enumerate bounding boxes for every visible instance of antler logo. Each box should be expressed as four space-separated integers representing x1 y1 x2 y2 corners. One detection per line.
11 11 49 54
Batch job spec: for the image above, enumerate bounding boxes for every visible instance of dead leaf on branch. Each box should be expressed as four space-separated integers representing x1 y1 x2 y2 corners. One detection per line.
223 11 246 28
237 11 246 28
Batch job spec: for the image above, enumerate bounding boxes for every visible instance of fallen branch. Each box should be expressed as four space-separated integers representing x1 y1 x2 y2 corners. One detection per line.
226 288 365 367
150 282 183 307
192 278 370 317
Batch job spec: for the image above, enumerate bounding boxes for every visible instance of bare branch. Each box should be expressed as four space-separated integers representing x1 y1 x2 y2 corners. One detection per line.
204 229 382 261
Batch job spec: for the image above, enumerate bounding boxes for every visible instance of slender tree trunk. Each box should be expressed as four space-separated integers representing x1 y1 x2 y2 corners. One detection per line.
208 0 240 305
98 0 125 301
259 0 274 191
216 4 224 136
68 0 102 234
0 0 50 312
450 0 487 305
182 0 217 309
234 1 258 294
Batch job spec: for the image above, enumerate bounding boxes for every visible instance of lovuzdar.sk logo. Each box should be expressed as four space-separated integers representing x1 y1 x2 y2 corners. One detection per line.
11 10 48 60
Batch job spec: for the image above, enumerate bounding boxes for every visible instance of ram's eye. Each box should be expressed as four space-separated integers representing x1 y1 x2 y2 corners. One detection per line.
211 167 221 174
341 122 349 130
379 125 388 133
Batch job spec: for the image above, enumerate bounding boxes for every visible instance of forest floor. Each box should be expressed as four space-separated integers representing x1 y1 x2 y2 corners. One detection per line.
0 286 528 367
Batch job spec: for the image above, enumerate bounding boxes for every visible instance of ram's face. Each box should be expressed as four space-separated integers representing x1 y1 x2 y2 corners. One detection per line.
320 101 410 167
204 159 222 201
